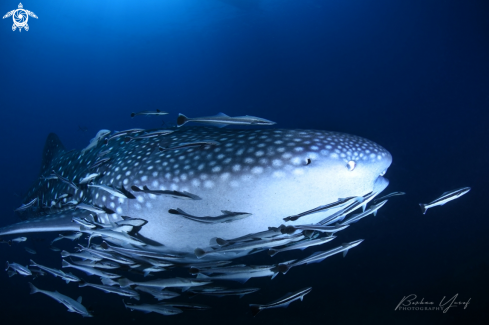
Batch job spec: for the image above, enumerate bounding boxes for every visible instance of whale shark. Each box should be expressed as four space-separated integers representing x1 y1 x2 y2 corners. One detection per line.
0 126 392 260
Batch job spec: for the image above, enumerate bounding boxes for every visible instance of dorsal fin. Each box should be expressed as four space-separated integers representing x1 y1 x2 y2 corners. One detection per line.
40 133 65 176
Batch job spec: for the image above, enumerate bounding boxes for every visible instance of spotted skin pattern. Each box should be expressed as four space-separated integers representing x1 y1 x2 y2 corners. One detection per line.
1 127 392 258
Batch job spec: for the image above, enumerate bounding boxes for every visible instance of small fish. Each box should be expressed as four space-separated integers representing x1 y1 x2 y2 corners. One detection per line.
168 208 252 224
76 203 109 214
159 302 210 311
24 247 37 255
123 300 182 316
249 287 312 316
158 140 220 152
88 184 131 199
134 286 180 301
60 250 102 261
62 272 81 283
283 240 364 273
124 130 174 142
51 170 78 191
71 217 97 228
291 223 349 234
116 216 147 227
11 236 27 243
89 157 111 170
79 280 140 299
372 191 405 203
100 241 180 261
214 227 285 246
14 198 38 212
30 259 67 278
80 226 144 247
62 260 121 279
194 235 303 259
283 196 360 222
5 261 32 276
118 277 211 290
78 173 101 185
49 245 61 252
71 260 121 270
131 185 201 200
76 244 136 265
177 113 276 127
104 128 145 144
340 200 388 225
131 109 169 118
189 287 260 298
51 232 83 244
420 187 471 214
29 283 92 317
268 236 337 257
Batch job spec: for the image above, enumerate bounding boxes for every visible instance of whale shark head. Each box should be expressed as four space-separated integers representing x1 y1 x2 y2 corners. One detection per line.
0 127 391 258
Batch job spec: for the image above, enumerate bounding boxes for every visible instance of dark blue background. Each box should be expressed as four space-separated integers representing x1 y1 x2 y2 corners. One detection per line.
1 0 488 324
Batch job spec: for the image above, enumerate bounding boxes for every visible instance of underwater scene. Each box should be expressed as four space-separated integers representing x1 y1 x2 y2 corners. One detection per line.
1 1 488 324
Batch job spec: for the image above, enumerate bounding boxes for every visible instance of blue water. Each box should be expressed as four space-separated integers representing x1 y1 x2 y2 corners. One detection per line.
1 0 488 324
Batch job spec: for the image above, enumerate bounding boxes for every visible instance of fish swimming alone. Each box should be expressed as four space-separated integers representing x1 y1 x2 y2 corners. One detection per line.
0 126 391 261
419 187 471 214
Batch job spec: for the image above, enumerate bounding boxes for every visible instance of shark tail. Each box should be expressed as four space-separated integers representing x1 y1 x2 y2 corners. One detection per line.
29 282 39 295
419 204 427 214
249 305 262 317
177 113 188 127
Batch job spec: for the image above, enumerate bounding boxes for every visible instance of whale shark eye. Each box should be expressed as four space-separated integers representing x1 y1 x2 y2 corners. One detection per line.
347 160 356 171
305 158 312 166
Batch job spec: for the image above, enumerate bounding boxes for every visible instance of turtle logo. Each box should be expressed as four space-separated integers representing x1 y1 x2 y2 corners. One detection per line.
3 3 37 32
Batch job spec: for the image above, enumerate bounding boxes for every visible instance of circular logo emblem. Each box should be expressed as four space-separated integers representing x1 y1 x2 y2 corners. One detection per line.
13 9 28 27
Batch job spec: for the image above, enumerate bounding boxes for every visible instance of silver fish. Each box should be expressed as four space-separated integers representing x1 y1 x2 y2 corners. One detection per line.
130 109 168 118
131 185 201 200
78 173 101 185
29 282 92 317
88 184 130 199
60 250 103 261
61 260 120 279
51 232 83 244
189 287 260 298
177 112 276 127
75 203 107 214
118 277 211 290
249 287 312 316
79 280 140 299
14 198 38 212
268 236 337 257
291 224 349 234
283 196 360 222
71 259 121 270
168 208 252 224
340 200 388 225
51 170 78 191
104 128 145 144
284 239 365 273
372 191 405 203
194 235 304 259
420 187 471 214
5 261 31 276
30 259 67 278
123 300 182 316
158 140 220 152
134 286 180 300
24 247 36 254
